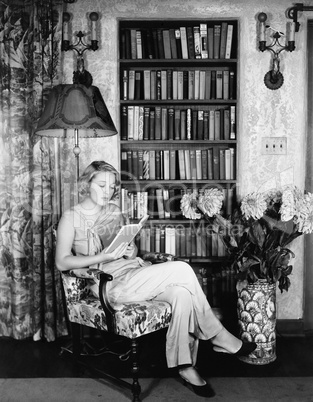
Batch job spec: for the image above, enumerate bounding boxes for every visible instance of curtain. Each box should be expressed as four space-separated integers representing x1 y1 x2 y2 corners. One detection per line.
0 0 68 341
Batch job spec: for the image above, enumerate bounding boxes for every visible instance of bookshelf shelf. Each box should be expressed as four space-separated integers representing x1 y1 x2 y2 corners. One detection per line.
118 18 238 297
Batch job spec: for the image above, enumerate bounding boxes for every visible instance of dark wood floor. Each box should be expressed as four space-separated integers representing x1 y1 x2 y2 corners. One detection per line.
1 328 313 379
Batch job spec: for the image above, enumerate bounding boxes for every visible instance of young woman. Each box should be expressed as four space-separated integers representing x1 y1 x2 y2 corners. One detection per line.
56 160 256 398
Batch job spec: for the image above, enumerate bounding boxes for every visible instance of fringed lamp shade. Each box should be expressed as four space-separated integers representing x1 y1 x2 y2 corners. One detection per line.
35 83 118 207
35 84 117 138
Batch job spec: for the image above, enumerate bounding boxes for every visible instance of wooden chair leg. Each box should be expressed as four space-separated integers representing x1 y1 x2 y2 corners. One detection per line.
130 339 141 402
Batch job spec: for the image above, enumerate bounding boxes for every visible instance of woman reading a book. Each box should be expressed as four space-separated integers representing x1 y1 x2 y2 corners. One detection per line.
56 160 256 398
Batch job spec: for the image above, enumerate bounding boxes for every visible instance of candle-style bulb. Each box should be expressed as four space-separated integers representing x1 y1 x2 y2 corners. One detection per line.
89 12 99 41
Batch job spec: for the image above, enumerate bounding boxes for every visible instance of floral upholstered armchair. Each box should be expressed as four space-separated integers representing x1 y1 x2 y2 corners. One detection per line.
59 252 175 402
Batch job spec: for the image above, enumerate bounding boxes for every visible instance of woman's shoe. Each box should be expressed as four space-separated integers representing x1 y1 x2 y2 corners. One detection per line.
213 341 257 356
179 374 215 398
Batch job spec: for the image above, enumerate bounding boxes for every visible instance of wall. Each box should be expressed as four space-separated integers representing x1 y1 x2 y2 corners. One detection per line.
62 0 313 320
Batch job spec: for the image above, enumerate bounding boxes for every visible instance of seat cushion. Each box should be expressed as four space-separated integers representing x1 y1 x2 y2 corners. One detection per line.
66 296 172 338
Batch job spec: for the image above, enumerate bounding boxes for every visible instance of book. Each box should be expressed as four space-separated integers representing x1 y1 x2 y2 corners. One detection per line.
157 28 165 59
143 70 150 100
200 23 208 59
188 70 195 100
225 24 234 59
186 108 192 140
180 110 186 140
122 70 128 100
193 26 201 59
127 105 134 140
229 70 235 99
194 69 200 100
143 107 150 140
149 109 155 139
133 105 139 140
186 26 195 59
178 149 186 179
168 108 174 140
205 70 211 99
197 110 204 140
216 70 223 99
136 30 143 59
130 29 137 59
169 28 178 58
149 150 156 179
199 70 206 99
223 70 229 100
105 214 149 253
174 109 181 140
163 149 170 180
128 69 135 100
219 22 228 59
161 70 167 100
230 105 236 139
190 149 197 179
156 188 165 218
172 70 178 99
137 150 144 179
208 27 214 59
180 27 189 59
169 149 176 179
175 28 182 58
121 105 128 140
138 106 144 140
213 25 221 59
134 71 142 100
177 70 184 100
155 106 161 140
162 29 172 59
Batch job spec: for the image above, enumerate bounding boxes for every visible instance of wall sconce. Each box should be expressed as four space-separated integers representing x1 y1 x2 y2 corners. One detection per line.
257 12 295 90
62 11 99 55
258 3 313 90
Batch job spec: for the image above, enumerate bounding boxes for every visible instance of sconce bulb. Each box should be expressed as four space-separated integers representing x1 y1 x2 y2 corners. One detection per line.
258 12 267 23
89 12 99 22
63 12 71 23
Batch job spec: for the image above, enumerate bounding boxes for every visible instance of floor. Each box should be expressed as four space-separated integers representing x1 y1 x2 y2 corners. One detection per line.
1 328 313 379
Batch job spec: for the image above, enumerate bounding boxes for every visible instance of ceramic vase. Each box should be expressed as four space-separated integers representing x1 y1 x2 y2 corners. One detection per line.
236 280 276 365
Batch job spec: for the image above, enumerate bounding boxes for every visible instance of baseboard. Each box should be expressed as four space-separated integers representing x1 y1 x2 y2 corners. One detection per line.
276 319 305 337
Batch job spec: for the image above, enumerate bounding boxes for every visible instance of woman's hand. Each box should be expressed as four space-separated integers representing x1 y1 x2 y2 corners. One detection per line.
123 242 138 259
100 242 129 263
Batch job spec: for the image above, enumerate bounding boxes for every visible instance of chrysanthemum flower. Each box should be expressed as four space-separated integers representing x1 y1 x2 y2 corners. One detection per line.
180 192 202 219
197 188 224 217
241 192 267 219
296 192 313 234
280 186 302 221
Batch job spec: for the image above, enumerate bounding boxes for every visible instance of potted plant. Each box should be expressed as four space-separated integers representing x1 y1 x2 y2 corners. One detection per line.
180 186 313 364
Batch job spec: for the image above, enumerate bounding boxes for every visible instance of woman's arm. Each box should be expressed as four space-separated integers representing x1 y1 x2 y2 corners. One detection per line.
55 214 128 271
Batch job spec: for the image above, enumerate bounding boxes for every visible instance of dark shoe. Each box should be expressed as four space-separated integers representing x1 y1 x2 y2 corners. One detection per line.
179 375 215 398
234 341 257 356
213 341 257 356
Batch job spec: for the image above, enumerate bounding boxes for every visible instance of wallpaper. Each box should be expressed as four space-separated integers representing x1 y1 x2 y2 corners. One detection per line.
62 0 311 320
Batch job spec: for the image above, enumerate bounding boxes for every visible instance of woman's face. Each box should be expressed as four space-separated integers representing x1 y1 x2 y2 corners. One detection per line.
89 171 116 207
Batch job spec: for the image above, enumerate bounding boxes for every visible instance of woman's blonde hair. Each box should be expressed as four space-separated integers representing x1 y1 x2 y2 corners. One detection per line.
78 161 120 200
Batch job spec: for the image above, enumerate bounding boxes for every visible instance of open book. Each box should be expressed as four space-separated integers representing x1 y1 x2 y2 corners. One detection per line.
105 214 149 253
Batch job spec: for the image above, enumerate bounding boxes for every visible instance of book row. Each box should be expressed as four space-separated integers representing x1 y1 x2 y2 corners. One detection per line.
122 68 235 101
195 267 237 307
120 187 234 220
120 23 234 60
121 105 236 141
121 147 236 182
134 224 228 257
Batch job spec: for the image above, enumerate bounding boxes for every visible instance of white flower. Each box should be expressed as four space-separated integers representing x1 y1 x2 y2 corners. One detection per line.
180 192 202 219
296 192 313 234
197 188 224 217
241 192 267 219
280 186 304 222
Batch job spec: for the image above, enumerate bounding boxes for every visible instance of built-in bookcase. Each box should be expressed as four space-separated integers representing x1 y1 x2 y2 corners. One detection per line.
118 19 238 306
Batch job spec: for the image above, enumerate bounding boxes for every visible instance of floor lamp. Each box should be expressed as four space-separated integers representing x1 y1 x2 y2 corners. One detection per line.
35 82 118 211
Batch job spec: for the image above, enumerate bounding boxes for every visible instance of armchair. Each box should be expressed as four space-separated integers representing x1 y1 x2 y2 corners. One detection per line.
59 253 175 402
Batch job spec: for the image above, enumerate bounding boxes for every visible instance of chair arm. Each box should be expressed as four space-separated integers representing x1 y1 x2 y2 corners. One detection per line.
142 252 176 264
67 267 113 281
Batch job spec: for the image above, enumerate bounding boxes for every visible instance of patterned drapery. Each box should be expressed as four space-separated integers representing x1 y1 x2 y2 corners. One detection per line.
0 0 68 341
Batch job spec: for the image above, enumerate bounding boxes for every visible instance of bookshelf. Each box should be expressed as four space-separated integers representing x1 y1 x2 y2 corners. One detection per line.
118 19 238 309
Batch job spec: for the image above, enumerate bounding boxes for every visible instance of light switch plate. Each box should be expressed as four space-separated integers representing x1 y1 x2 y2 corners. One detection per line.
262 137 287 155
